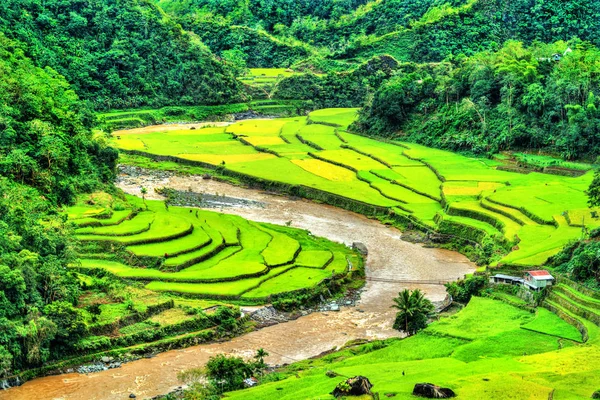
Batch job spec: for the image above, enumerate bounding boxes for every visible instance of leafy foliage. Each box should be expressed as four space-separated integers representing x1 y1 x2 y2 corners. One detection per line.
357 41 600 159
0 35 117 375
391 289 434 335
0 0 243 110
550 240 600 288
445 275 488 303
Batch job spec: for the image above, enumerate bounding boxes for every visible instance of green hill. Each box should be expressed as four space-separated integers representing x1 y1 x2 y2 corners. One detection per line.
0 0 243 110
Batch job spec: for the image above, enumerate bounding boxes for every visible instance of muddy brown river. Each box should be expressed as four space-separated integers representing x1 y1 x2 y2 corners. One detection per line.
1 169 475 400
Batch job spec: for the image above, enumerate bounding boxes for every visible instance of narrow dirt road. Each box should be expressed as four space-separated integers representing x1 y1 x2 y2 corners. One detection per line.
0 169 474 400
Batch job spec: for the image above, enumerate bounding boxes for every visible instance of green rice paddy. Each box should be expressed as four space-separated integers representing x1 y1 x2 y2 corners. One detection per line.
224 296 600 399
68 197 356 300
113 109 597 268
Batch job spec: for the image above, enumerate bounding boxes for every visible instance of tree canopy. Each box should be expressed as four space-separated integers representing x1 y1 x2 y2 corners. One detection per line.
0 0 243 110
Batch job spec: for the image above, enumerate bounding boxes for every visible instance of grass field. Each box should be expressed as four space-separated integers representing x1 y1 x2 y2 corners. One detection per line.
67 196 357 300
224 297 600 399
112 108 596 268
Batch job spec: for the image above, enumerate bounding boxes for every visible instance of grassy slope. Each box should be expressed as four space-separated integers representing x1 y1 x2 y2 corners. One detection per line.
224 297 600 400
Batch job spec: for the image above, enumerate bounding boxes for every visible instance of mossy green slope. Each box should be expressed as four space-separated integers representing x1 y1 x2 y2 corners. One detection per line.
224 297 600 400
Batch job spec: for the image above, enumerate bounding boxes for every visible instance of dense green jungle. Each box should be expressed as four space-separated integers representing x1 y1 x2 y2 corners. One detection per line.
1 0 600 399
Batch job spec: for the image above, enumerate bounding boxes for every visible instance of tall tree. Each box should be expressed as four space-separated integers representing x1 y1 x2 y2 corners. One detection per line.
391 289 434 336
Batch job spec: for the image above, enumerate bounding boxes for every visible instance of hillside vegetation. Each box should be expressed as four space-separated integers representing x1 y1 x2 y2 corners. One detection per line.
357 41 600 160
0 34 118 376
0 0 243 110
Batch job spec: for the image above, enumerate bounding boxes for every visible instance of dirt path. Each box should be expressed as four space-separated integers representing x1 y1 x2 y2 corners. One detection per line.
0 169 474 400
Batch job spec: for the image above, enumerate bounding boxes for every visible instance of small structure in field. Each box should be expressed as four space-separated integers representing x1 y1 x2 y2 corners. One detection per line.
243 377 258 387
489 274 524 286
523 270 554 290
490 270 554 291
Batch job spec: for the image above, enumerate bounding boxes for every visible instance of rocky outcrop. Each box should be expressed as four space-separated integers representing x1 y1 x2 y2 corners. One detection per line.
332 376 373 397
413 383 456 398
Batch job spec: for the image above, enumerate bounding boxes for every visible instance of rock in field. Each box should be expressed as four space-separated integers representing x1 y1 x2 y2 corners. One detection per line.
412 383 456 398
332 376 373 397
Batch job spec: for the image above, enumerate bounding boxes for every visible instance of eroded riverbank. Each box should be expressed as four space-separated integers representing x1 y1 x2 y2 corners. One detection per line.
0 167 475 400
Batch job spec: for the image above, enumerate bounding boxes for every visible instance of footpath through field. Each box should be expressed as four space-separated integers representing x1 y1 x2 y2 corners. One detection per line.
1 170 475 400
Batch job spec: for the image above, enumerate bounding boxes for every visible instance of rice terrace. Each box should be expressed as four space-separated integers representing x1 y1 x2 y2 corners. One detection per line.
4 1 600 399
114 108 596 269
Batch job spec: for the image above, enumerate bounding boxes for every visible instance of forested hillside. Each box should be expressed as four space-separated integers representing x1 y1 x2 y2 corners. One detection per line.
0 0 243 110
154 0 600 68
0 35 116 376
356 41 600 160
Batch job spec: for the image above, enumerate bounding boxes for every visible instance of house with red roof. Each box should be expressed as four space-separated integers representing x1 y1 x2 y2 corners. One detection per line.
523 270 554 290
490 270 554 291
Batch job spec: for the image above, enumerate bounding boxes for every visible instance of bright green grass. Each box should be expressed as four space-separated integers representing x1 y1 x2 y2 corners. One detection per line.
225 297 600 400
521 308 583 342
145 265 297 297
295 250 333 268
163 226 225 269
371 166 441 200
428 297 534 340
358 171 439 213
566 207 600 228
127 223 211 257
297 129 344 151
280 118 307 137
554 284 600 308
226 119 288 137
315 149 388 171
259 226 301 266
390 166 442 199
78 213 191 245
442 214 503 238
76 212 154 236
71 198 355 298
241 267 332 298
74 209 133 227
551 291 600 320
514 153 592 171
248 68 295 77
499 224 581 266
227 157 399 207
341 133 422 166
448 200 523 241
481 198 538 225
488 180 591 224
308 108 359 129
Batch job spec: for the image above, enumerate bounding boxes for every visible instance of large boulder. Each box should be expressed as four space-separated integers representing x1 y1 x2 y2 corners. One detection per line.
412 383 456 398
332 376 373 397
352 242 368 255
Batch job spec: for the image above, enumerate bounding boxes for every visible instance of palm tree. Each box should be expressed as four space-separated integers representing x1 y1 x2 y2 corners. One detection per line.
140 186 148 210
391 289 434 335
254 348 269 365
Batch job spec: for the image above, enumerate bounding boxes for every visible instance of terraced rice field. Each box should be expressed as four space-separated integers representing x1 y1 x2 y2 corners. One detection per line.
69 197 356 300
113 109 597 268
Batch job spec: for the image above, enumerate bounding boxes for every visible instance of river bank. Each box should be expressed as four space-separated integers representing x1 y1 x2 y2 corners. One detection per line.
0 167 474 400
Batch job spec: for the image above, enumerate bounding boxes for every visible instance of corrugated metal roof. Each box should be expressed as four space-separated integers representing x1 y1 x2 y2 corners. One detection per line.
491 275 525 284
526 270 554 280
